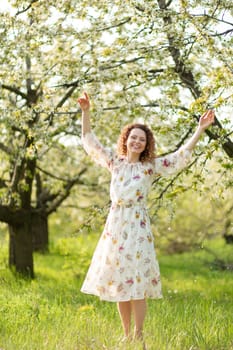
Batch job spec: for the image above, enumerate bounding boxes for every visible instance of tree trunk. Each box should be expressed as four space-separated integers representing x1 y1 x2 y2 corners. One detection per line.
9 219 34 278
32 211 49 252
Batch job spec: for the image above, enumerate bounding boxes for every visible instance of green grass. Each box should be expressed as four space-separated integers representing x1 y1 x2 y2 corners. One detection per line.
0 233 232 350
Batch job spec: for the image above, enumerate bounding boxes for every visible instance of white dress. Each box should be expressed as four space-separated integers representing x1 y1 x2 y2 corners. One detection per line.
81 132 192 302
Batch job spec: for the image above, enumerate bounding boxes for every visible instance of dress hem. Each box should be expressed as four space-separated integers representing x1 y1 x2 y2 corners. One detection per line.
80 289 163 302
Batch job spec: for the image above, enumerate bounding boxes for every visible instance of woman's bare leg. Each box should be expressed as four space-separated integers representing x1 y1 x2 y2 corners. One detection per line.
131 299 147 340
117 301 132 337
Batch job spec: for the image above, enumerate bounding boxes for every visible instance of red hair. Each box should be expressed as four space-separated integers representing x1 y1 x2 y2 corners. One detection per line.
117 123 156 163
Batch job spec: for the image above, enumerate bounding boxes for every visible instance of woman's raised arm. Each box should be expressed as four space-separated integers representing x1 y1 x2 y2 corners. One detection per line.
184 110 215 151
77 92 91 136
153 109 215 177
77 92 114 171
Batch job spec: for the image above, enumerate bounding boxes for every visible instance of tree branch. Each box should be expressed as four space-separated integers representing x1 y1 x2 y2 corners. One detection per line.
15 0 39 16
56 86 77 109
211 29 233 37
1 84 28 100
99 56 146 71
46 168 87 215
36 165 78 182
157 0 233 158
191 13 233 28
152 157 198 201
96 17 131 32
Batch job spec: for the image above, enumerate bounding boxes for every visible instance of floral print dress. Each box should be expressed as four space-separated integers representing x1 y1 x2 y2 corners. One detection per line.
81 132 192 302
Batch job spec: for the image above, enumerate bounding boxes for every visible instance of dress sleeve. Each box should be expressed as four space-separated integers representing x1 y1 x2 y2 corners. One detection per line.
81 132 114 171
154 145 192 177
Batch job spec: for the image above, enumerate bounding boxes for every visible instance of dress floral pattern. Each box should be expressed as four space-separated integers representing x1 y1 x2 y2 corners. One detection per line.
80 132 192 302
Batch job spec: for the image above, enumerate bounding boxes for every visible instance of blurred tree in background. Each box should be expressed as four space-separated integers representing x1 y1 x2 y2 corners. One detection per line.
0 0 232 276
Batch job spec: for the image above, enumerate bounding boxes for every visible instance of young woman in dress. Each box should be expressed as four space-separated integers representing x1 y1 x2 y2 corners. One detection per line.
77 92 215 343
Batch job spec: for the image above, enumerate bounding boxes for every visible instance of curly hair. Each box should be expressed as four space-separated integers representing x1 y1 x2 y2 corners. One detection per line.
117 123 156 163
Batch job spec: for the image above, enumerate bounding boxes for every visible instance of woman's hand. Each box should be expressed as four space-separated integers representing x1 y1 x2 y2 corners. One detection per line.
199 110 215 130
78 92 90 112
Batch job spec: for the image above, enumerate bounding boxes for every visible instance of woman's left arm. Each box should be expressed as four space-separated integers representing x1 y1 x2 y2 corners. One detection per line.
184 110 215 151
153 110 215 177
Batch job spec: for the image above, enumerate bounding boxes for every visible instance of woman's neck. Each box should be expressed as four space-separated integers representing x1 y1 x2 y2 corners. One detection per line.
127 152 140 163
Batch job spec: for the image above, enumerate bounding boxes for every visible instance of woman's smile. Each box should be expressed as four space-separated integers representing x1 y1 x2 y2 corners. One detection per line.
127 128 147 155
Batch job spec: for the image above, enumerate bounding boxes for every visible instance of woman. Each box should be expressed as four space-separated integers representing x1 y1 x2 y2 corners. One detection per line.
77 92 215 343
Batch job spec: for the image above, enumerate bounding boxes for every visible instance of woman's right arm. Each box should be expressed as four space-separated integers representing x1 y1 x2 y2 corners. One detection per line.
77 92 91 136
77 92 114 171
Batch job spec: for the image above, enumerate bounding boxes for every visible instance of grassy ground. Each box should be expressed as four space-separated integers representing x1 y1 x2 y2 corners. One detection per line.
0 233 232 350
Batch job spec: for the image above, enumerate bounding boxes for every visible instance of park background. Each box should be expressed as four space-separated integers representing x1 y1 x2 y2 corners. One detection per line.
0 1 232 349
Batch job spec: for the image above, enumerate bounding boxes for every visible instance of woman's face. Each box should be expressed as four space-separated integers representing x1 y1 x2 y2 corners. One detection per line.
126 128 147 155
